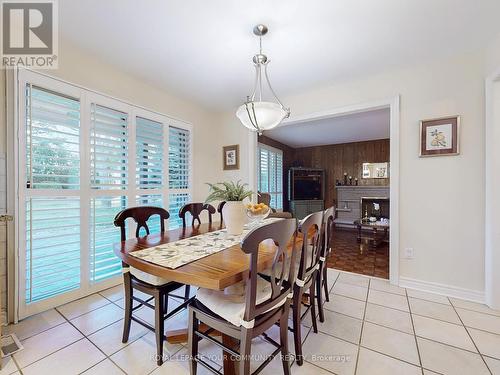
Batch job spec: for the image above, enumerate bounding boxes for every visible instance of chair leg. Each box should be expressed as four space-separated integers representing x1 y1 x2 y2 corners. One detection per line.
317 266 325 323
154 291 165 366
184 285 191 301
309 278 318 334
122 272 133 343
280 304 291 375
188 307 198 375
239 328 252 375
323 266 330 302
292 287 304 366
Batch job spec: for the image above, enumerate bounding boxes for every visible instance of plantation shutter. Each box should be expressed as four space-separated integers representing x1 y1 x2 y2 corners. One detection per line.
90 104 128 190
136 117 164 189
276 152 284 209
257 144 283 210
169 126 190 190
89 102 129 282
90 196 127 282
18 69 194 318
259 148 269 192
24 85 82 303
26 85 80 189
168 126 191 229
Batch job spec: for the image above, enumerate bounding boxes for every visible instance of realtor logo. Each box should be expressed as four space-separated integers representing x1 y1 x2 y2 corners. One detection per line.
1 0 58 68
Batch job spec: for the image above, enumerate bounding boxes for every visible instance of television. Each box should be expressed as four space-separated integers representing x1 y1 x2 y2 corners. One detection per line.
289 168 324 200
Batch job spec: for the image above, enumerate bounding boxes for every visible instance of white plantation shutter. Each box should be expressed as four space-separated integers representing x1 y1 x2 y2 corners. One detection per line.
168 193 190 229
136 117 164 189
257 144 283 210
25 197 81 303
90 196 127 282
23 82 82 308
90 104 128 190
276 152 283 209
26 85 80 189
169 126 190 190
168 125 191 229
18 70 193 318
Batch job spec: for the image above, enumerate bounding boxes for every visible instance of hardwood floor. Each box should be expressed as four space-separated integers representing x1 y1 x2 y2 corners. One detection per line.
327 228 389 279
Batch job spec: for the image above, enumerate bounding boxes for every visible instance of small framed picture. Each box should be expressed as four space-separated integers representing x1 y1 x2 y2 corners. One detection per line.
420 115 460 157
223 144 239 170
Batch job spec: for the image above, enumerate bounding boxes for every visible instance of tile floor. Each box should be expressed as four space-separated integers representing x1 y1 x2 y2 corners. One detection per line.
3 269 500 375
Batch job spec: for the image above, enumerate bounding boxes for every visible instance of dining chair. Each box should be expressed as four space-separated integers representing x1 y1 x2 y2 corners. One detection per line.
217 201 226 224
258 191 293 219
291 211 324 366
317 206 335 323
188 218 298 375
179 202 216 227
114 206 192 365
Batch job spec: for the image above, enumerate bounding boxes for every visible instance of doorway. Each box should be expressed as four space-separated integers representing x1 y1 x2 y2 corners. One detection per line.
250 97 400 284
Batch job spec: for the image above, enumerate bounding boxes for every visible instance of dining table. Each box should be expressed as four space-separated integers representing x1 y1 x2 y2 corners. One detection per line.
113 220 302 374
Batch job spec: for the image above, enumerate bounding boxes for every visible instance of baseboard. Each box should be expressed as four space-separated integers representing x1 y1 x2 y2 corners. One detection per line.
399 277 485 304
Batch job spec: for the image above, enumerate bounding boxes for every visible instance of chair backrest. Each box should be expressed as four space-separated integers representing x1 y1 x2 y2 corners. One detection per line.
323 206 335 257
258 192 271 206
217 201 226 223
240 218 298 323
179 203 216 227
297 211 324 284
114 206 170 241
258 192 277 213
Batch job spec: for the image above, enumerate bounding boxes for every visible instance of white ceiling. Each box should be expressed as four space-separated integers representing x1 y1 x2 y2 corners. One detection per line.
60 0 500 110
264 108 390 148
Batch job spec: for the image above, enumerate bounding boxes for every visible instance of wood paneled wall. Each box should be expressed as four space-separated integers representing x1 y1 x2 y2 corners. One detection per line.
293 139 390 208
258 136 390 211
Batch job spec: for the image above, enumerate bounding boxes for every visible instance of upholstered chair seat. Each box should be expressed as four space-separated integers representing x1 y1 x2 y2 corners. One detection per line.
196 276 287 327
129 266 171 286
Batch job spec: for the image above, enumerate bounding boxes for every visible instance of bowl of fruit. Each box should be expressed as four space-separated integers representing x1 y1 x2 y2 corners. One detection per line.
245 203 271 225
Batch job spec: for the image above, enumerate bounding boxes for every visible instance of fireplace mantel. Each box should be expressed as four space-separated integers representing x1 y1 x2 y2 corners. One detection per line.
335 185 390 226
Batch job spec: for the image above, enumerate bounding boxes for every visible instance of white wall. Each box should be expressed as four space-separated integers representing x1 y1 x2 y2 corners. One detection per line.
485 33 500 75
218 51 487 295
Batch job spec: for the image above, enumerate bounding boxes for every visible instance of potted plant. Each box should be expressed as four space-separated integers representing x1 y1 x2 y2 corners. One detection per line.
206 181 254 235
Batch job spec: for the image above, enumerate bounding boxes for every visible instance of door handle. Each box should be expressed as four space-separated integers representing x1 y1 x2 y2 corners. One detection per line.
0 215 13 222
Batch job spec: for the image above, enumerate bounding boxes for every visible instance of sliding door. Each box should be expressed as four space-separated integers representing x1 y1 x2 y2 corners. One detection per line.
17 70 192 318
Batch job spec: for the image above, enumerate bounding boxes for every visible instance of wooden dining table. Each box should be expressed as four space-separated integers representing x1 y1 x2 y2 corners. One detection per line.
113 221 300 374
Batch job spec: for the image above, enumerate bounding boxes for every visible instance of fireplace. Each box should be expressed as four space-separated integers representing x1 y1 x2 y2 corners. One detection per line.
361 197 390 220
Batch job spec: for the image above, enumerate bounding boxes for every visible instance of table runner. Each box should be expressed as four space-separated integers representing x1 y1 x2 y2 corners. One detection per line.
129 218 283 269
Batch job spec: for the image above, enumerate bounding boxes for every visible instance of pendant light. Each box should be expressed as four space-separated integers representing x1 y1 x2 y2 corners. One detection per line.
236 24 290 134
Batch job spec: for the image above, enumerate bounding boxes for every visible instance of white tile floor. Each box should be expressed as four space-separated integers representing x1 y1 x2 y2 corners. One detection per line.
3 269 500 375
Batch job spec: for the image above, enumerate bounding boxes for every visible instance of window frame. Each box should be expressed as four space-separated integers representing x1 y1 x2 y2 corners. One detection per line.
15 69 193 318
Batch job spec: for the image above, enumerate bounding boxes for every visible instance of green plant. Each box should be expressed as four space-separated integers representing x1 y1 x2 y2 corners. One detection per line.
206 181 254 202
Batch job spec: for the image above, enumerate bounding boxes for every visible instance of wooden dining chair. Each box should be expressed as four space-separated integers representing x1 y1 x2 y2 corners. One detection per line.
179 202 216 227
114 206 192 365
291 211 324 366
217 201 226 224
317 206 335 323
188 218 298 375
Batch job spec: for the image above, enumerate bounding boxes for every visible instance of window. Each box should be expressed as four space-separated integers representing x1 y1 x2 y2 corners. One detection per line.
18 70 192 317
257 143 283 210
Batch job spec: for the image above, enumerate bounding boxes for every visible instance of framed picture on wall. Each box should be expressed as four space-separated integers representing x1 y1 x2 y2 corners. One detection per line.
420 115 460 157
223 144 239 170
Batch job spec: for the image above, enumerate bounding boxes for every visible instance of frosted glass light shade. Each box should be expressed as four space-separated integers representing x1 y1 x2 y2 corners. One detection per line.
236 101 287 132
